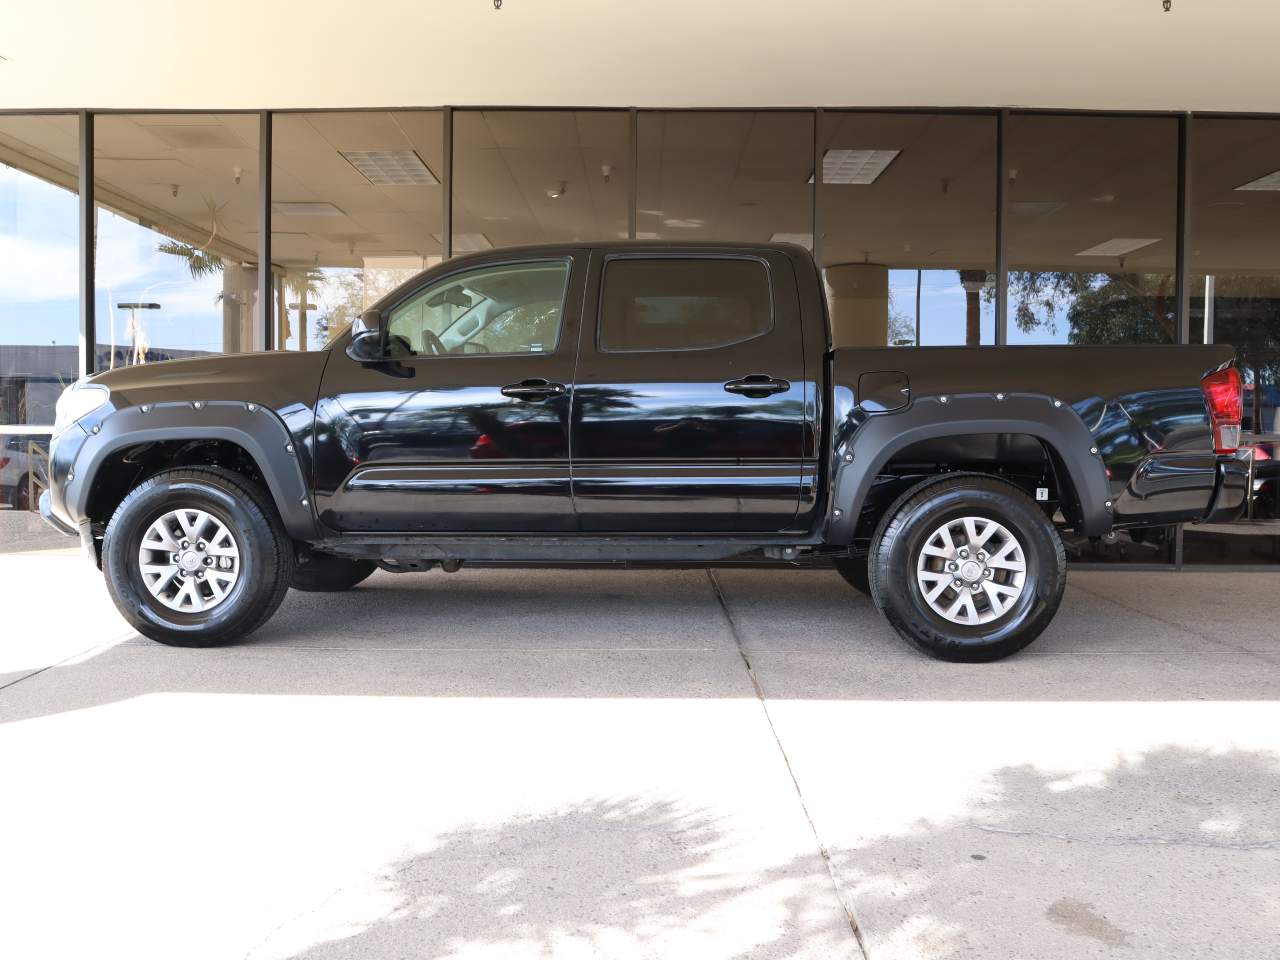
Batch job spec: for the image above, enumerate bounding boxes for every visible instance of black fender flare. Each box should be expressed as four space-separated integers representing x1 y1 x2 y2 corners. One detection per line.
65 400 317 541
825 392 1113 543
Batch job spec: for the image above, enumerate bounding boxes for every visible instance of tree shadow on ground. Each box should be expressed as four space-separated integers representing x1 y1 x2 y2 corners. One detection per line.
831 744 1280 959
251 796 859 960
242 746 1280 960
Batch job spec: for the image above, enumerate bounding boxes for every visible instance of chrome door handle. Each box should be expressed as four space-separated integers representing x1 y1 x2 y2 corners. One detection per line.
500 378 566 402
724 375 790 398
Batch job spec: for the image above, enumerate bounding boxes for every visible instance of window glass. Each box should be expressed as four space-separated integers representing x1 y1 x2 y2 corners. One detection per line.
1185 116 1280 560
600 259 771 352
388 261 569 356
636 112 813 246
1006 114 1178 345
818 112 997 346
454 111 629 247
93 114 261 366
272 111 444 352
1 114 79 427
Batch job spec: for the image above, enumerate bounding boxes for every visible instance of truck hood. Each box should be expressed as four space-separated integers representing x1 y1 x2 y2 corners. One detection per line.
88 349 331 414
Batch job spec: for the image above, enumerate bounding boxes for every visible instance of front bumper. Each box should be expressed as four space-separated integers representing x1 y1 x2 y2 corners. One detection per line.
39 489 77 537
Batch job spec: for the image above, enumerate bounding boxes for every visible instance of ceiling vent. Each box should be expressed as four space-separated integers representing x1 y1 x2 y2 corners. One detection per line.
342 150 439 186
813 149 901 185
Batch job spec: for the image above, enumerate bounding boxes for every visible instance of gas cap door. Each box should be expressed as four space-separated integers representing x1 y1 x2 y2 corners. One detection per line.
857 370 911 413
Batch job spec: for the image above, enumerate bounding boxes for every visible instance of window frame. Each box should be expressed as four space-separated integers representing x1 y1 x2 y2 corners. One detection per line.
383 256 574 360
595 253 776 355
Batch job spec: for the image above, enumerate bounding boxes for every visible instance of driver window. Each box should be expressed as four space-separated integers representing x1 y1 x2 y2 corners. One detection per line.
387 260 570 357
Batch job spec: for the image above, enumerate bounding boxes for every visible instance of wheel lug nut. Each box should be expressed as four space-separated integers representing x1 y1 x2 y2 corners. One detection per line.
180 540 189 549
204 556 213 565
952 579 963 589
947 562 957 572
197 542 206 551
977 551 986 561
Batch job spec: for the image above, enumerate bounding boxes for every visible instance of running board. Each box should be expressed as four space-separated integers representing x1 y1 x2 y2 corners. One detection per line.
310 535 823 564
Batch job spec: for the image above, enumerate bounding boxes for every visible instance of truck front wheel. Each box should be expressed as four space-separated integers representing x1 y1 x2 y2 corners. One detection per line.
868 476 1066 662
102 467 293 647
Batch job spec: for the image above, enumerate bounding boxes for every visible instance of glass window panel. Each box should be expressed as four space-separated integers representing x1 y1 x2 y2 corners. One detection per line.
454 110 629 247
636 111 813 246
819 113 996 346
1185 116 1280 559
272 110 444 351
599 258 772 352
388 260 569 356
0 114 79 428
1006 114 1178 346
93 114 261 367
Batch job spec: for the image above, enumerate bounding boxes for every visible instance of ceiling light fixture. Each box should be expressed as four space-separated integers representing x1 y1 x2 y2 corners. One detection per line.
341 150 439 187
546 181 568 199
770 232 813 249
815 149 901 185
272 201 345 217
431 232 492 252
1075 238 1160 257
1235 169 1280 191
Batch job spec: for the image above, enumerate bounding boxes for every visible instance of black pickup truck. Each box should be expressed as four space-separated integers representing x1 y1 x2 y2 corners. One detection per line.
42 242 1249 661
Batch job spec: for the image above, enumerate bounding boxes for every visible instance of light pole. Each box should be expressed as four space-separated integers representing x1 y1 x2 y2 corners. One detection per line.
115 302 160 366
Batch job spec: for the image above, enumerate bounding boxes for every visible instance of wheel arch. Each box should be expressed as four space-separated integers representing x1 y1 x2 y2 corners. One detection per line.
70 401 317 542
827 392 1113 545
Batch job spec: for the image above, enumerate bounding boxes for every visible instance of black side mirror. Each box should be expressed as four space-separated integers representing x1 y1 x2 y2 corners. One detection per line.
346 309 386 362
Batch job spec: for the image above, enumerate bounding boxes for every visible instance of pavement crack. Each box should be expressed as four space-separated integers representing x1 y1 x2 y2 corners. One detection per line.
974 823 1280 851
707 570 870 960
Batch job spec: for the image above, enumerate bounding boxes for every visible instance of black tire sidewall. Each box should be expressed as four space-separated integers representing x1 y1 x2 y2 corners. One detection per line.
105 475 283 645
873 480 1065 662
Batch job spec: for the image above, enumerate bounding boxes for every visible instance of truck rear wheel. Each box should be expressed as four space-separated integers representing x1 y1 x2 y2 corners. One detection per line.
102 467 293 647
868 475 1066 662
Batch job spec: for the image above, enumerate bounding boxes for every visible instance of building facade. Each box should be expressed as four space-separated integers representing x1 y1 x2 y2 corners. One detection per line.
2 1 1278 563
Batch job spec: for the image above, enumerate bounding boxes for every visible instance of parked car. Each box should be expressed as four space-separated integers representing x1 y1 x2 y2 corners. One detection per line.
41 243 1249 661
1 434 49 510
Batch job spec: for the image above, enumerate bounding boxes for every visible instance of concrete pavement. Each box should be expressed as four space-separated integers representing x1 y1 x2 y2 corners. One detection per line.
1 552 1277 958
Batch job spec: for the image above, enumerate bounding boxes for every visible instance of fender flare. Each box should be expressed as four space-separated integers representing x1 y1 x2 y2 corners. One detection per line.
826 392 1113 543
65 400 317 541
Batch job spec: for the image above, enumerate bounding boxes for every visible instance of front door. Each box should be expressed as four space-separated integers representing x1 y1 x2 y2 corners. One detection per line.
312 253 585 533
570 250 807 533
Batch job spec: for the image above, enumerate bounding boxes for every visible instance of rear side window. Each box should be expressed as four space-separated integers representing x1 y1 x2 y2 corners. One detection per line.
599 258 772 352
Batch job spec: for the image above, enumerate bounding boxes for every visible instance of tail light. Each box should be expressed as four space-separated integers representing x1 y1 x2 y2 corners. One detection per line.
1201 365 1243 454
0 457 9 469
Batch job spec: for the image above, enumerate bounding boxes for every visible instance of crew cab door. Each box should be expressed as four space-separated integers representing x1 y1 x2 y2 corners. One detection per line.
570 250 807 532
311 252 586 532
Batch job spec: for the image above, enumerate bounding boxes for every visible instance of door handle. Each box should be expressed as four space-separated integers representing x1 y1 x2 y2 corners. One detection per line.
724 374 790 398
500 378 567 402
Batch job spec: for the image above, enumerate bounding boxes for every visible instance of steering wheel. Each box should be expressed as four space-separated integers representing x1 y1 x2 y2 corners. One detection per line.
419 329 447 356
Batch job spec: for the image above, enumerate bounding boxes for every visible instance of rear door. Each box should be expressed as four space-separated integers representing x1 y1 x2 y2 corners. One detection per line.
569 249 807 533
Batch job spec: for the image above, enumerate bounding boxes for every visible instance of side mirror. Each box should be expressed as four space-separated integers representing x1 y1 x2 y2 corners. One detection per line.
346 309 386 362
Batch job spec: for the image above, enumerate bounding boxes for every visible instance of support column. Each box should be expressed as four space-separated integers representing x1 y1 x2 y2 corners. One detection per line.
825 263 889 347
959 269 987 346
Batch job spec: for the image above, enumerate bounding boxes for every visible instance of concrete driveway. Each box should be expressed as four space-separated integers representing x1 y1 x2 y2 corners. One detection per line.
1 550 1278 959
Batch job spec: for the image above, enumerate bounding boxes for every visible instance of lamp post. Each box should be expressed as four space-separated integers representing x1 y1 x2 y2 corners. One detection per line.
115 302 160 367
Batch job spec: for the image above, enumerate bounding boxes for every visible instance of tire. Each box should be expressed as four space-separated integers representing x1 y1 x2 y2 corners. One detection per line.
868 475 1066 663
103 466 294 647
832 555 870 594
290 555 376 592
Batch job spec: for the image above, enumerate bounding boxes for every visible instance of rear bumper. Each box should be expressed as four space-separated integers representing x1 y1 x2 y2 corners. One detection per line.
1199 452 1251 525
